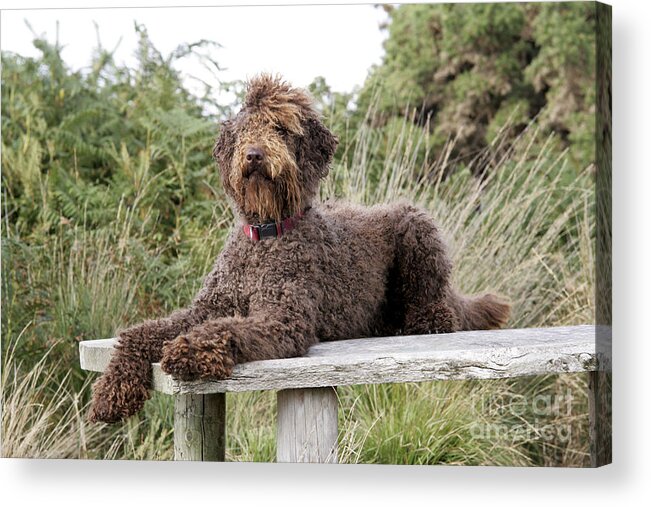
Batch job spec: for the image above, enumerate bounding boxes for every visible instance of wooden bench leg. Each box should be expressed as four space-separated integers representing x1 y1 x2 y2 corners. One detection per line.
588 370 612 467
174 393 226 461
276 387 338 463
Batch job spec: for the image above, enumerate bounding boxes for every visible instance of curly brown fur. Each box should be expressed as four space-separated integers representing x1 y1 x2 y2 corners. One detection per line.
89 73 510 423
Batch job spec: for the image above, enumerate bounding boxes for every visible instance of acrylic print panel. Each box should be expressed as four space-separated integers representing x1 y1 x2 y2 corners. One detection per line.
0 1 611 466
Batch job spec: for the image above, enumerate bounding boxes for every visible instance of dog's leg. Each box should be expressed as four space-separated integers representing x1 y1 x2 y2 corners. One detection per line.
160 300 318 381
392 204 461 334
88 306 207 423
88 260 240 423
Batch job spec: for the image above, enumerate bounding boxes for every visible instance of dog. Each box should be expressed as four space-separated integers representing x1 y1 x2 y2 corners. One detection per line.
88 74 510 423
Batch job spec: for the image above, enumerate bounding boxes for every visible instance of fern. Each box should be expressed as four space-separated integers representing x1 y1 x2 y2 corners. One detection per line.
1 25 232 242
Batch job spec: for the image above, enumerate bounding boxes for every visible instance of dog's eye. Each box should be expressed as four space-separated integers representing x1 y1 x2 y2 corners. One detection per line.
274 125 289 137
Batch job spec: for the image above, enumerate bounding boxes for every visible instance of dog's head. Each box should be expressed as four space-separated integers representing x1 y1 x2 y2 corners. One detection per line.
213 74 338 223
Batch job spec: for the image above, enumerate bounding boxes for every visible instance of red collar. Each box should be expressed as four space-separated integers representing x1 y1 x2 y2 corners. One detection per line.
242 210 305 242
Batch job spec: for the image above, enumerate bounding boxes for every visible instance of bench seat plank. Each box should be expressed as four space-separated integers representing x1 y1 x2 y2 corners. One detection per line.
79 325 599 395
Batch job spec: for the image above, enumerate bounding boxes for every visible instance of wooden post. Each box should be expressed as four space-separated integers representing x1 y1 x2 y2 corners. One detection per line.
174 393 226 461
276 387 338 463
588 370 612 467
589 2 612 469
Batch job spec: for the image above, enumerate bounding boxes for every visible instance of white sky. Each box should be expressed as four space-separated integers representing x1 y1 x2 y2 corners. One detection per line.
0 4 389 99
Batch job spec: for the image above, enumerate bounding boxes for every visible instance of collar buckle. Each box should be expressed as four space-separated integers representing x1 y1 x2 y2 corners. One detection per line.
242 208 307 243
258 222 279 240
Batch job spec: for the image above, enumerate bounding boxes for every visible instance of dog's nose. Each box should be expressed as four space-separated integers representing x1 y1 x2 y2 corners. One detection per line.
245 146 264 164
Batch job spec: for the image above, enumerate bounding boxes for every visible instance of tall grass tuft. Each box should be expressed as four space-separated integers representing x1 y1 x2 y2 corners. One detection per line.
1 328 101 458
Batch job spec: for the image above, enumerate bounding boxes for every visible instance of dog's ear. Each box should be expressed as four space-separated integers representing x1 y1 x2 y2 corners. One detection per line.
300 117 338 179
213 120 235 164
213 120 236 191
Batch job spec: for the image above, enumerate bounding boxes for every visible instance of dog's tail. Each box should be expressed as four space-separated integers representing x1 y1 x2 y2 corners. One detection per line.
450 291 511 331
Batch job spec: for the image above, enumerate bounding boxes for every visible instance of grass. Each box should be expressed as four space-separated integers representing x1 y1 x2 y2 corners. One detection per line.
1 329 101 459
1 109 594 465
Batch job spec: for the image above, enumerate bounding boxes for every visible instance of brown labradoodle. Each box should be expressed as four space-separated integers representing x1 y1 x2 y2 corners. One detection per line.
89 74 510 423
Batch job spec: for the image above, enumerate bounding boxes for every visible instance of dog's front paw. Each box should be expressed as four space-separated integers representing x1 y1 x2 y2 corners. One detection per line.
161 334 235 382
88 374 149 424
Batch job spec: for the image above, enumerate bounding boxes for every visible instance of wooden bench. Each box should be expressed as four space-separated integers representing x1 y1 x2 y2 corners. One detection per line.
79 325 609 465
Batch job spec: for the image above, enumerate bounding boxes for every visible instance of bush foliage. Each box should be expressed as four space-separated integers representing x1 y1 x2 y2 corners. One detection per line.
351 2 596 175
